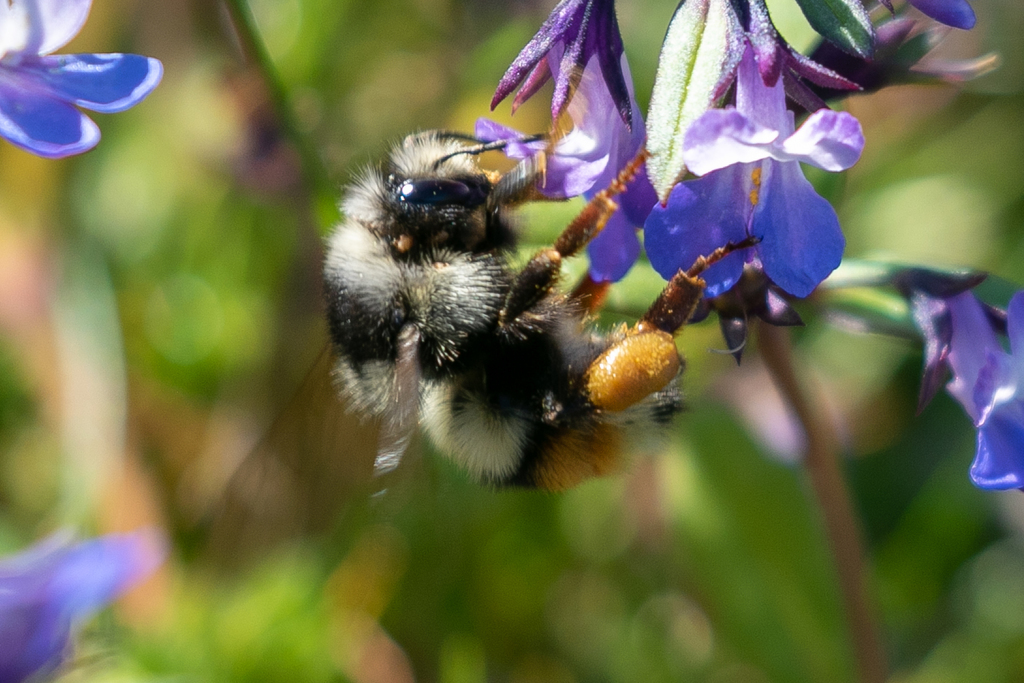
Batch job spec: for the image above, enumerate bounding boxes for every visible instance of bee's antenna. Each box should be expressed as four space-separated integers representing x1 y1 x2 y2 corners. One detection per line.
431 131 486 144
432 134 546 170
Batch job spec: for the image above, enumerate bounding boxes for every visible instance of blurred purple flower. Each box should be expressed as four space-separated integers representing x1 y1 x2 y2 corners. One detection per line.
908 0 976 30
644 47 863 298
479 47 656 282
0 530 164 683
491 0 633 130
807 17 995 102
0 0 162 158
897 268 988 411
938 292 1024 490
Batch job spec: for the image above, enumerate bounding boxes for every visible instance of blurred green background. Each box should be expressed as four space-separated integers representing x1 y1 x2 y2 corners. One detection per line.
2 0 1024 681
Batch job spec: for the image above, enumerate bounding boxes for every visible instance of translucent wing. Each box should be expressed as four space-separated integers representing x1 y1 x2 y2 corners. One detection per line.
372 325 422 483
204 344 380 567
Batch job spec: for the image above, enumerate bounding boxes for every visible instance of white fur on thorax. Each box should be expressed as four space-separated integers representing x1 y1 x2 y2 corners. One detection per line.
421 383 529 483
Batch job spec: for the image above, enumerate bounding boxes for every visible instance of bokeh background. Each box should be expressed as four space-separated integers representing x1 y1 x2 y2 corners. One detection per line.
2 0 1024 681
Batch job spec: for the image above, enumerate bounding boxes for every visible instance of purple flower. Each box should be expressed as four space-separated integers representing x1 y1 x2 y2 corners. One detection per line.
0 0 162 158
491 0 633 130
807 17 995 102
0 530 165 683
738 0 862 111
940 292 1024 490
908 0 976 30
908 286 1024 490
644 47 864 298
480 46 657 282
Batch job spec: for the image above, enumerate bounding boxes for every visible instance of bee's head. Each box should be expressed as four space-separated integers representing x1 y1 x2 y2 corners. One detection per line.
347 132 504 256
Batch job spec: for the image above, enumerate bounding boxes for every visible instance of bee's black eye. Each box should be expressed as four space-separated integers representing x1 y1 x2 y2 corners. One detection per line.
398 179 488 207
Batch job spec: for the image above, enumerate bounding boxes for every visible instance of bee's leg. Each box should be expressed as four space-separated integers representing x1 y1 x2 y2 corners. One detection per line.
583 237 760 413
498 149 649 331
638 236 761 334
569 274 610 314
490 152 548 208
553 148 648 258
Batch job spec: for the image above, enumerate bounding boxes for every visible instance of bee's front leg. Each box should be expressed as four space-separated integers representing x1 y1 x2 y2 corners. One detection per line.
498 149 650 333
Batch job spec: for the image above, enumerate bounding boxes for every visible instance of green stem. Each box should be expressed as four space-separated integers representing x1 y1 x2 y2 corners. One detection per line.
758 323 888 683
221 0 340 229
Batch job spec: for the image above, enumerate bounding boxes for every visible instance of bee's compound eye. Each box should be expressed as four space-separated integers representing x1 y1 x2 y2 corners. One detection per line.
398 179 487 206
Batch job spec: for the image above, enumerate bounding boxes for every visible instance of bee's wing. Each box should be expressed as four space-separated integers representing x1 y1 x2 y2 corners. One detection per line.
204 344 380 566
372 325 422 480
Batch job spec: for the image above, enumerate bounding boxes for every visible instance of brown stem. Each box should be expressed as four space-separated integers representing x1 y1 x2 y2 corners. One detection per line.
758 323 888 683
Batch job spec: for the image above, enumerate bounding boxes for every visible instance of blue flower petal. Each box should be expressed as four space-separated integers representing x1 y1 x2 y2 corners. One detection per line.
618 162 657 226
588 208 639 283
682 108 778 176
474 118 545 159
971 403 1024 489
753 160 844 298
0 81 99 157
972 349 1016 425
47 532 164 618
644 165 751 297
26 54 162 113
0 603 70 683
777 109 864 172
0 531 164 683
908 0 976 30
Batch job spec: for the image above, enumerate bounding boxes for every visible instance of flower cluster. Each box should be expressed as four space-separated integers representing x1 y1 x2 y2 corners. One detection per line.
486 0 985 291
485 0 1007 490
483 0 870 292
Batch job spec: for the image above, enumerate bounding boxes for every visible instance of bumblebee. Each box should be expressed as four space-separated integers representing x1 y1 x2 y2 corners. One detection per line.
323 130 749 491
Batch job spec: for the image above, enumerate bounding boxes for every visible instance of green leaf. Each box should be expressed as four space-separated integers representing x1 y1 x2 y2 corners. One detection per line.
794 0 875 58
818 259 908 290
646 0 743 201
820 287 918 340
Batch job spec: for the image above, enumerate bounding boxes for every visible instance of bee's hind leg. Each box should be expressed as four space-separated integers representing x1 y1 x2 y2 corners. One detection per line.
638 236 761 334
583 236 761 413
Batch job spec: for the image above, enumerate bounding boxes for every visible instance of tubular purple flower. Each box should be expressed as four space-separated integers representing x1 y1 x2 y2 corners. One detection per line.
910 289 1024 490
0 530 165 683
807 17 996 103
951 292 1024 489
491 0 633 130
644 47 864 298
479 48 656 282
0 0 162 158
737 0 861 112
